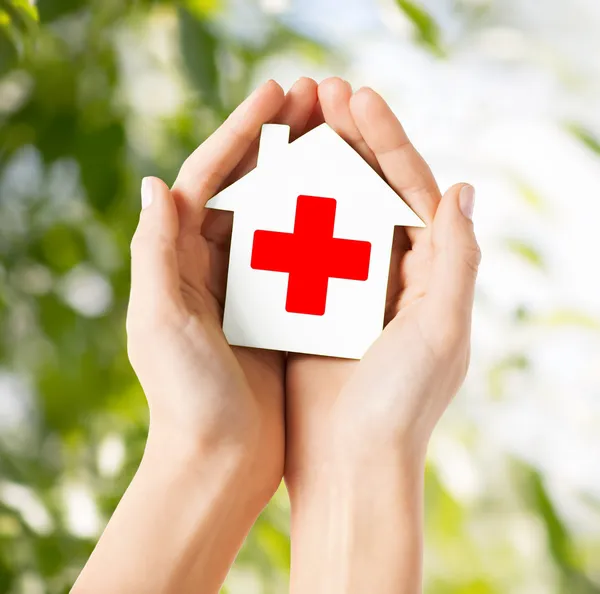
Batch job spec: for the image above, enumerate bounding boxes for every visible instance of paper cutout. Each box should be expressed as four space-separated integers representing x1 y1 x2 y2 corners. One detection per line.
251 195 372 316
206 123 424 359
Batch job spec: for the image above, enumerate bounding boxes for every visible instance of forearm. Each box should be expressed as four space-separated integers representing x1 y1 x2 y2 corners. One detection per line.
288 447 425 594
73 432 264 594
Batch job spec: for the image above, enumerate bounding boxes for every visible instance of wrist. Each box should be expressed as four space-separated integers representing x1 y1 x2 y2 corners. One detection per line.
287 445 425 506
84 426 268 594
143 422 281 510
287 446 425 594
286 421 427 498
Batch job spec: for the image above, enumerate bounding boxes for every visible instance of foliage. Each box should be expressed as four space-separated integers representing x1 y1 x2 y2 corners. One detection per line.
568 124 600 156
0 0 313 591
395 0 444 57
0 0 38 76
1 1 599 593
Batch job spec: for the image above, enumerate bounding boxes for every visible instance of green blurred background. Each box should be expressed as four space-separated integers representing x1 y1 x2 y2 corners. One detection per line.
1 0 600 592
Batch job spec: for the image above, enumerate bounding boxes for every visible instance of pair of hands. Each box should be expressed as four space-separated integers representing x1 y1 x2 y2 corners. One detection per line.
127 74 479 537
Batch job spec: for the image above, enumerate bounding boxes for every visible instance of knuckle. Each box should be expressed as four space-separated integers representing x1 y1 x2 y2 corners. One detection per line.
225 123 255 147
130 228 152 255
197 170 225 198
463 241 482 277
173 167 223 207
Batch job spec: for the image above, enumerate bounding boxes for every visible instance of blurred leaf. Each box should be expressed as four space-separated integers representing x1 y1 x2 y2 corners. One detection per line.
0 21 19 75
0 0 38 74
254 516 290 571
568 124 600 155
36 0 87 23
424 465 464 541
178 6 222 112
0 0 38 35
0 547 15 592
182 0 220 18
37 224 86 273
505 238 545 270
515 464 600 594
76 120 125 213
488 353 529 399
515 180 547 212
456 580 497 594
533 309 600 331
395 0 445 56
1 0 38 23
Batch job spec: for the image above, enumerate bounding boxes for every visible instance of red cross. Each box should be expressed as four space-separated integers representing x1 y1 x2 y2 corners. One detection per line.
251 195 371 316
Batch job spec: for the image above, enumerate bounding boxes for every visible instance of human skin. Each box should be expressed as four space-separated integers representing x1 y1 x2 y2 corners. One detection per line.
73 76 479 593
285 78 481 594
72 78 320 594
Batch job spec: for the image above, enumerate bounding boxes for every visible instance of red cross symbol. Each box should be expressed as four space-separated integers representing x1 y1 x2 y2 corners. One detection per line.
251 195 372 316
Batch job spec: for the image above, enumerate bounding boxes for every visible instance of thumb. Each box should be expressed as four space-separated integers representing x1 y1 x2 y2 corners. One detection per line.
128 177 181 334
422 183 481 341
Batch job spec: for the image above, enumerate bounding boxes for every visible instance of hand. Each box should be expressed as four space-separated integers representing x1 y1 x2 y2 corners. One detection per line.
127 78 318 500
74 79 322 594
284 79 480 594
286 78 480 472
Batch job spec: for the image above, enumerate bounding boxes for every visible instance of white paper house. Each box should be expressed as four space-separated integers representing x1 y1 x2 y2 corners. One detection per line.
206 123 424 359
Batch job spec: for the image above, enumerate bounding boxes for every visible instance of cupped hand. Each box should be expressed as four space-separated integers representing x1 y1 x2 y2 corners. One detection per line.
285 78 481 481
127 78 318 501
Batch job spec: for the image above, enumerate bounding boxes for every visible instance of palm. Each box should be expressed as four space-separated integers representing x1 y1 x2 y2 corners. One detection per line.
285 79 448 464
165 79 319 467
168 181 286 447
286 227 431 389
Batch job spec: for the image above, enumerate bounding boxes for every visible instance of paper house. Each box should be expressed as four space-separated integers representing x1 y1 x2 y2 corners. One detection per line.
206 123 424 359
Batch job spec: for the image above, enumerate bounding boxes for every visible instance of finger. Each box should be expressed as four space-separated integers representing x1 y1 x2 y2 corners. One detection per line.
349 87 442 230
206 77 318 244
305 98 325 132
128 177 182 331
421 184 481 346
231 77 318 180
317 77 380 172
172 80 285 232
278 77 319 140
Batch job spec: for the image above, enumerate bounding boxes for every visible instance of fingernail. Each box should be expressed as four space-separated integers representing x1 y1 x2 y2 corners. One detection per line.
459 185 475 220
141 177 153 209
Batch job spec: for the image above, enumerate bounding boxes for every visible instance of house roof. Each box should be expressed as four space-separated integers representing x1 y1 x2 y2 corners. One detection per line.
205 123 425 228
